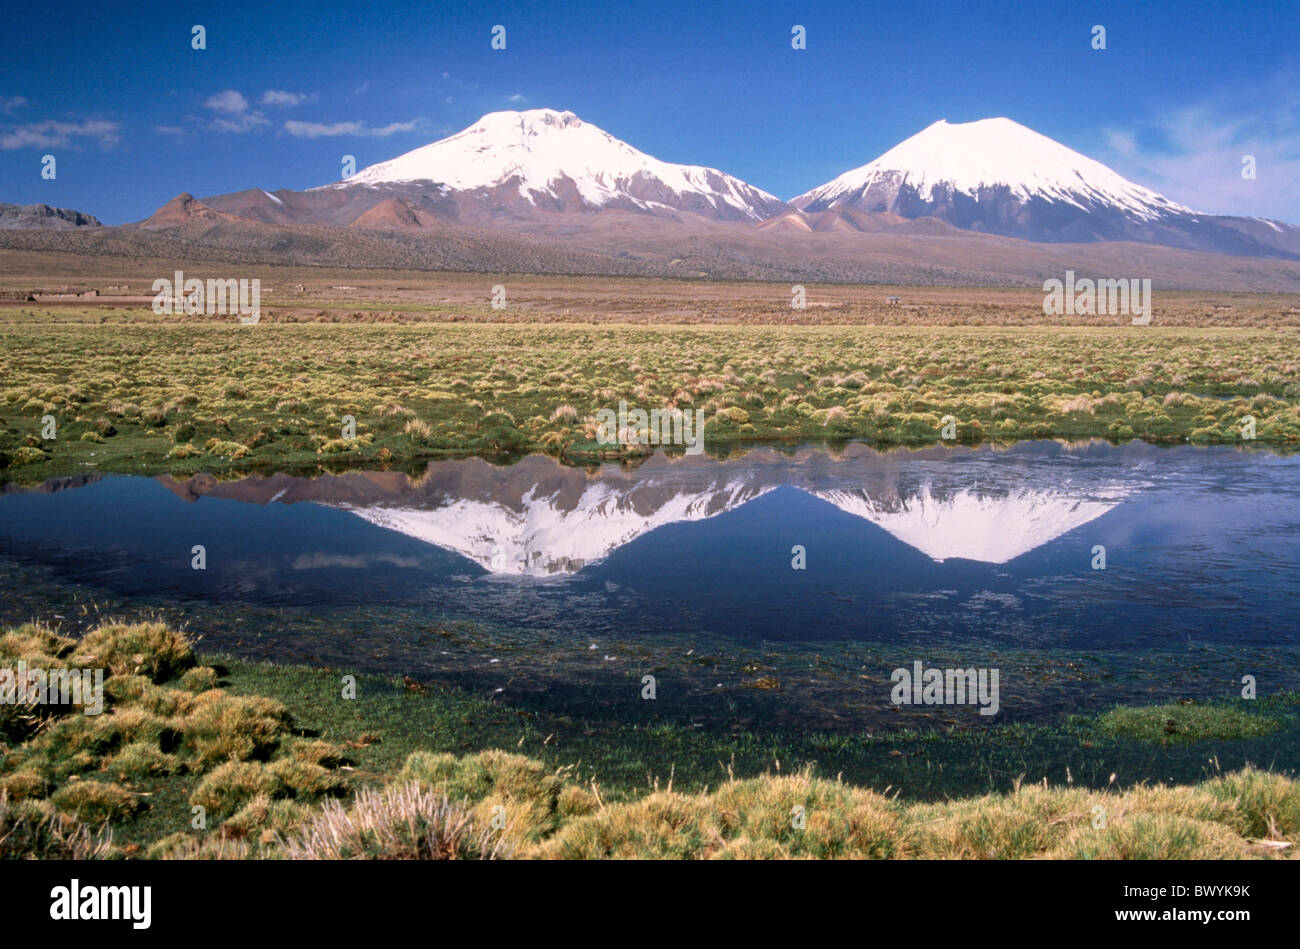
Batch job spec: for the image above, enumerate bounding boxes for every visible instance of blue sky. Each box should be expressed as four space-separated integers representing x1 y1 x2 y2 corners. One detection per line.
2 0 1297 225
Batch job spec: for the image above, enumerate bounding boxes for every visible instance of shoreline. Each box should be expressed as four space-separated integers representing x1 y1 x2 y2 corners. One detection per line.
2 622 1297 859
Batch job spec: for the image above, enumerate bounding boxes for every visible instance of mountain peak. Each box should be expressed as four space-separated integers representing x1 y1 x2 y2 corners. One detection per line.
142 192 235 228
325 108 784 222
794 116 1195 226
473 108 584 130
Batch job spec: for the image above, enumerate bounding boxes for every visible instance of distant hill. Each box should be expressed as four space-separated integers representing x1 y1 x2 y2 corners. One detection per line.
0 203 101 230
5 211 1300 291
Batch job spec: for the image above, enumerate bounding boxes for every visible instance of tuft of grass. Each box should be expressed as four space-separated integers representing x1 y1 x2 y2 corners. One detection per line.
1204 768 1300 839
0 770 48 802
74 621 195 682
278 782 512 860
180 666 219 693
0 623 74 661
103 674 192 717
221 794 313 846
190 761 282 820
49 780 140 825
181 691 291 766
204 438 251 460
106 741 180 781
398 749 569 844
0 793 116 859
1052 813 1250 859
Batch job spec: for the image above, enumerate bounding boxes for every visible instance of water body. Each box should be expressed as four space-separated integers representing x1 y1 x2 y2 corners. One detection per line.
1 440 1297 733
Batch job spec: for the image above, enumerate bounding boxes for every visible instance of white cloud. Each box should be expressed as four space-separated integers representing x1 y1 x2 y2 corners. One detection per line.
1101 71 1300 224
202 90 268 132
0 96 27 115
0 119 121 151
508 94 528 103
212 113 270 132
261 90 315 107
1104 129 1136 159
283 119 419 138
204 90 250 115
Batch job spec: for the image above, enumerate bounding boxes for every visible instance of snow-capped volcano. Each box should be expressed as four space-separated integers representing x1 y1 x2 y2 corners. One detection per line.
154 447 1144 577
349 478 775 577
320 108 786 222
788 117 1300 254
350 480 1128 574
813 483 1128 564
181 111 1300 260
795 118 1193 221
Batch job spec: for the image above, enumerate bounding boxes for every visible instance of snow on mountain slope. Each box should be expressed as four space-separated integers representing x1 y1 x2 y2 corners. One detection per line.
794 117 1194 221
323 109 784 221
814 484 1130 564
341 477 1129 574
183 111 1297 256
345 479 776 577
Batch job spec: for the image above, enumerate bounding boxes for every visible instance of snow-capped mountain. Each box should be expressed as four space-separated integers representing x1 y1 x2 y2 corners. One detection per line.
796 118 1191 220
792 118 1300 256
333 467 1130 573
169 110 1300 262
815 483 1127 564
349 479 1119 574
156 447 1138 576
317 108 786 223
349 478 775 576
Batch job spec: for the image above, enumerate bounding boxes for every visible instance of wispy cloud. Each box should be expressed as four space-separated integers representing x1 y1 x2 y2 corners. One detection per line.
283 119 420 139
0 96 27 115
1101 71 1300 224
203 90 269 132
0 118 121 150
261 90 316 107
508 93 528 104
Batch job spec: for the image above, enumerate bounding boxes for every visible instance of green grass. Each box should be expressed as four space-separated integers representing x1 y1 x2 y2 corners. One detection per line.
4 620 1300 858
1091 701 1283 744
2 322 1297 480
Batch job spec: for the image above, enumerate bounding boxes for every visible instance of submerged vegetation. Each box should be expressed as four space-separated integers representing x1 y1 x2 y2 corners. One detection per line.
2 621 1297 859
2 319 1298 480
1091 700 1288 745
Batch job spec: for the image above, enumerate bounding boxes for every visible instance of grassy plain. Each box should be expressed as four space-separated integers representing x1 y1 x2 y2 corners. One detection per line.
4 263 1297 479
3 316 1297 480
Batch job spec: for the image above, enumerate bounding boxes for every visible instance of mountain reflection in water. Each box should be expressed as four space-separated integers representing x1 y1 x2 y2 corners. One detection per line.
158 442 1137 575
0 440 1296 660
